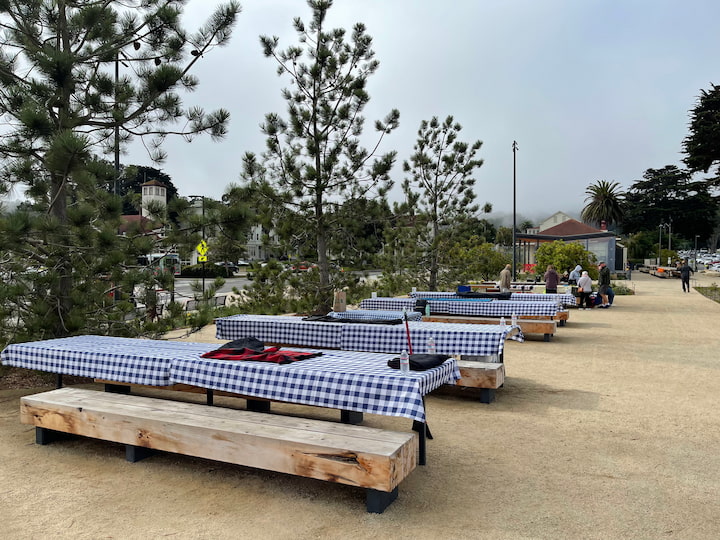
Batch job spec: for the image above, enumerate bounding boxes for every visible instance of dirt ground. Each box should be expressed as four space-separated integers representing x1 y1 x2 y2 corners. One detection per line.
1 271 719 540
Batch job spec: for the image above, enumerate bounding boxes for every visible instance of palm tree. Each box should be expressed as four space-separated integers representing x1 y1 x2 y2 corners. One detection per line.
581 180 625 228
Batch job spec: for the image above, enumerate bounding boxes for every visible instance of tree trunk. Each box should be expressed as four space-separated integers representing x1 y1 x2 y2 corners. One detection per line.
50 173 73 337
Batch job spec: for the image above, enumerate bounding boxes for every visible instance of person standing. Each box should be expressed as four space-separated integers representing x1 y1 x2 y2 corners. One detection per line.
679 259 694 292
597 261 611 308
544 264 560 294
499 264 512 292
577 271 593 309
568 265 582 285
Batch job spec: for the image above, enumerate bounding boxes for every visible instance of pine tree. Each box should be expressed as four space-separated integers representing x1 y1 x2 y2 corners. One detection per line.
0 0 240 341
250 0 399 310
401 115 484 290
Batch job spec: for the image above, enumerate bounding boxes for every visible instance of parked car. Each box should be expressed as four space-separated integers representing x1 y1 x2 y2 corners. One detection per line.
214 261 238 274
290 261 317 272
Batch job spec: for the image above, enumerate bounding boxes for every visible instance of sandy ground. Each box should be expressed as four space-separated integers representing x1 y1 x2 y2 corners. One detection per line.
2 271 720 540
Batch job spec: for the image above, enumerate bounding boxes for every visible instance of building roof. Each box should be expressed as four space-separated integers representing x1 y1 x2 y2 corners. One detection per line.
541 218 604 236
141 179 167 188
119 214 160 235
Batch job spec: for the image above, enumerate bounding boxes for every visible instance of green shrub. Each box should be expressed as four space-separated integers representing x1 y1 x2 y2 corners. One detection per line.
181 264 232 278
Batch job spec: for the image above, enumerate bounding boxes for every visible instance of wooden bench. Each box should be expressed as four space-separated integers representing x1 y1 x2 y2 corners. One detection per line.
423 314 558 342
455 360 505 403
20 388 417 513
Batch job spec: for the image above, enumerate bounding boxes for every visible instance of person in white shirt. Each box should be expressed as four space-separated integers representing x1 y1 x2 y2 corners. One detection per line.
577 271 593 310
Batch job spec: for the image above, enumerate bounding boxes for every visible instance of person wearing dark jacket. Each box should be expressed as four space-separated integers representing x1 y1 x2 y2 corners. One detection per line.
679 260 694 292
544 265 560 294
597 262 611 308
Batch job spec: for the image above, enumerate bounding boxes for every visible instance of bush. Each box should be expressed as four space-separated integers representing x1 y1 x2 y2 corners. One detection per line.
610 281 635 295
180 264 233 278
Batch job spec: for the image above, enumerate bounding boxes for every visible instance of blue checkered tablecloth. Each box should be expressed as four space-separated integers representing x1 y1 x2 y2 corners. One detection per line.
410 291 574 306
215 314 343 348
214 315 522 358
169 349 460 423
340 321 521 357
509 293 575 306
326 309 422 321
0 336 218 386
359 298 418 311
359 297 558 317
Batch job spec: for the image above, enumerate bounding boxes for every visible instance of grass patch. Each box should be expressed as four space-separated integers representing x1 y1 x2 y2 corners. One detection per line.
696 283 720 304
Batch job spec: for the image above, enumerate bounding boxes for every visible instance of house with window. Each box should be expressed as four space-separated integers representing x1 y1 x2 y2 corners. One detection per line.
516 211 626 271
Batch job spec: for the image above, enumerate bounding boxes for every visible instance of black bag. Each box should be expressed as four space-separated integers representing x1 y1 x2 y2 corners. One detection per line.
219 337 265 353
387 353 451 371
414 299 428 314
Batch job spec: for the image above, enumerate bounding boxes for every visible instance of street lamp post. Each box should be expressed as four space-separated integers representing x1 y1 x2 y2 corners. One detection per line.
189 196 206 298
512 141 518 280
658 224 663 266
694 234 700 271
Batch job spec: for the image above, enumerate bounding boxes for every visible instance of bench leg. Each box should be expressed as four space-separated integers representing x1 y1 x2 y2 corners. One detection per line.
340 410 363 424
126 445 155 462
206 389 214 406
36 427 66 445
544 333 552 342
105 383 131 394
247 399 271 413
55 373 63 389
559 319 566 327
366 487 398 513
479 388 496 404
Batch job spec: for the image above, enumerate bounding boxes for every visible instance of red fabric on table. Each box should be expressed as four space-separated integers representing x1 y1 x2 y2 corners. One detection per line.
200 346 322 365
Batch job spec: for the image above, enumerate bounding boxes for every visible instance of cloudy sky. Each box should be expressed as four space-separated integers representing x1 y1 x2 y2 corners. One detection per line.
135 0 720 224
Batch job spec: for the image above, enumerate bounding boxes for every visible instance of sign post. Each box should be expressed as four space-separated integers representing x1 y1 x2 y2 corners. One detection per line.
196 240 209 296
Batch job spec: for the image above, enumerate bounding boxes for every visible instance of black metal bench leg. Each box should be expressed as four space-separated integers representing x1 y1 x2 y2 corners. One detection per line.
104 383 131 394
479 388 496 404
544 333 552 342
340 410 363 424
247 399 271 412
366 487 398 513
55 374 63 389
206 389 214 406
36 427 65 445
126 445 155 462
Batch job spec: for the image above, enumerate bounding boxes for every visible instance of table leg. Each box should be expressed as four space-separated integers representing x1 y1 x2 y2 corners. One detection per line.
412 421 427 466
55 373 63 389
206 389 214 406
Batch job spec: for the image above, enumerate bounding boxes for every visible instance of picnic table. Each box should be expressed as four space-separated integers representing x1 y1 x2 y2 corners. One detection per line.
326 309 423 321
2 335 459 467
410 290 576 306
359 297 560 318
215 314 523 359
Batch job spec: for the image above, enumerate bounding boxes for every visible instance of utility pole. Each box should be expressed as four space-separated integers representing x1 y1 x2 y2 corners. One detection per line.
512 141 518 280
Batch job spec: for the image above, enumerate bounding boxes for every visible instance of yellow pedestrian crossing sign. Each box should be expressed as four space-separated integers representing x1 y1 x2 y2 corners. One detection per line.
196 240 208 256
198 255 208 262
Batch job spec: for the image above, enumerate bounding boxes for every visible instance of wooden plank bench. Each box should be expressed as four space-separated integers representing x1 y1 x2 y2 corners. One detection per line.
20 387 417 513
423 314 558 341
455 360 504 403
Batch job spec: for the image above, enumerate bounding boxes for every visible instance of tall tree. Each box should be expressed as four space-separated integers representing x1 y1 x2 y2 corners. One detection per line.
622 166 716 242
251 0 399 310
402 115 484 290
581 180 625 228
683 83 720 179
0 0 240 341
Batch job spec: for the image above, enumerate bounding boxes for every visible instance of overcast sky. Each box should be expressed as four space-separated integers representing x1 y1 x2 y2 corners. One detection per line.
131 0 720 224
